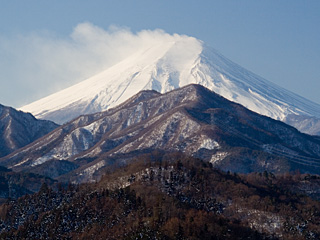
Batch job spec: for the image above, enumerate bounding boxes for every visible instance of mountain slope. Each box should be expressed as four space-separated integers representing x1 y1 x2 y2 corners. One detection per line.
0 104 58 158
20 36 320 135
3 85 320 182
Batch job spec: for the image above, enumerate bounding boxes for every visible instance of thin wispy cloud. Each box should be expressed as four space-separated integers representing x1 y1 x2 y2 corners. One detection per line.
0 23 186 107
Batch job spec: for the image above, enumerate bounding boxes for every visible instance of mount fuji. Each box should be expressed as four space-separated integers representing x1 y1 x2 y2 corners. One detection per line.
20 35 320 135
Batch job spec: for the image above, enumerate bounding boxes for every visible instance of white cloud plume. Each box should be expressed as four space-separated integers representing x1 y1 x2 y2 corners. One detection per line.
0 23 187 107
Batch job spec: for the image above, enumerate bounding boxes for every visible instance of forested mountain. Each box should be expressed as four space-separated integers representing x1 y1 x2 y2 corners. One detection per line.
1 154 319 239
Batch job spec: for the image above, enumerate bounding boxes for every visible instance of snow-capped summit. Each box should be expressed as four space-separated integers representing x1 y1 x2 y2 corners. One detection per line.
21 35 320 134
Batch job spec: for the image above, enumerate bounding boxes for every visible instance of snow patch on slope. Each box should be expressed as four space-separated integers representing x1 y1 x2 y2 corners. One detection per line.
210 152 229 164
198 137 220 151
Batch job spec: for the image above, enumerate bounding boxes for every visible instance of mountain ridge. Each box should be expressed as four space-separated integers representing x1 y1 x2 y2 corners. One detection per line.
3 84 320 183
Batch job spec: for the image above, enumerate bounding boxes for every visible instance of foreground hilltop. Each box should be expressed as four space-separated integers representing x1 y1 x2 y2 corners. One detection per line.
1 155 320 239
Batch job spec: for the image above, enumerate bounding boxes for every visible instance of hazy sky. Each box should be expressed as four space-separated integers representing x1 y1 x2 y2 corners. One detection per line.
0 0 319 108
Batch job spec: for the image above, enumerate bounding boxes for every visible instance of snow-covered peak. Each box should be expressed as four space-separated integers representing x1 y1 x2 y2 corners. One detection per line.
20 35 320 131
198 46 320 120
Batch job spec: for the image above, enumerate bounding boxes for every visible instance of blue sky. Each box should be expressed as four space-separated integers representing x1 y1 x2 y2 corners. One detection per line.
0 0 319 107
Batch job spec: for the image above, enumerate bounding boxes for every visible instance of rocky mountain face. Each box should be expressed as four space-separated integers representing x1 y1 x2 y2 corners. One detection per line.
2 85 320 183
0 104 58 158
20 37 320 135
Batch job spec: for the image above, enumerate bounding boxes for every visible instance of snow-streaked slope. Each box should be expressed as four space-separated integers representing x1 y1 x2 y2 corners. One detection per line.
21 35 320 133
6 85 320 181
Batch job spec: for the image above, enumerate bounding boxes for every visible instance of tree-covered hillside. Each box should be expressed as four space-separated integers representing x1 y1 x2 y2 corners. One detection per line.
1 153 320 239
